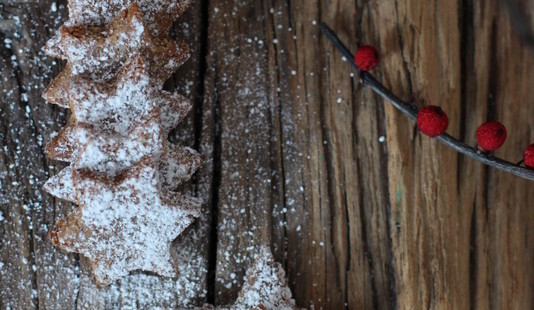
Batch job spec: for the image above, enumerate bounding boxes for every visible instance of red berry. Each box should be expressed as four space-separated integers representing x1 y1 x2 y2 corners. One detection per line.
416 105 449 137
354 45 380 71
524 144 534 168
476 121 507 151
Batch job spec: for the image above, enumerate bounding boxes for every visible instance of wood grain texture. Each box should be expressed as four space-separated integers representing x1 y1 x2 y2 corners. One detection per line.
1 0 534 309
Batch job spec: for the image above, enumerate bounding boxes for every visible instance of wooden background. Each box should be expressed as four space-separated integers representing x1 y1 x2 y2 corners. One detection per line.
1 0 534 309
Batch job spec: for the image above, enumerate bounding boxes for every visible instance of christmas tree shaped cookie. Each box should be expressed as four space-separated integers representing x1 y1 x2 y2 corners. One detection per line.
202 246 301 310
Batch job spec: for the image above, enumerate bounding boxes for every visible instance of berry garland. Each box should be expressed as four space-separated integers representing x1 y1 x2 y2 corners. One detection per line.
321 23 534 181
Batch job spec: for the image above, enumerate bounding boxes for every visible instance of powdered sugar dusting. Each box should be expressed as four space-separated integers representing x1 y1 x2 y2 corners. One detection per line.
74 119 162 175
41 65 72 108
160 145 201 190
46 54 194 176
69 56 156 133
59 14 145 78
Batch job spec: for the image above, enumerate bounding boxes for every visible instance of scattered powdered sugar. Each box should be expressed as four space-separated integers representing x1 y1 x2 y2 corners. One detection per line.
43 32 64 59
46 72 192 170
33 0 304 307
43 167 77 203
59 14 145 78
64 54 191 135
46 118 200 185
157 93 193 132
45 53 195 175
41 65 73 108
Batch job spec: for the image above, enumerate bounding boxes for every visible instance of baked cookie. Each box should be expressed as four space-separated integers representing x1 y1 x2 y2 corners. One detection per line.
45 158 201 286
202 247 300 310
43 4 189 107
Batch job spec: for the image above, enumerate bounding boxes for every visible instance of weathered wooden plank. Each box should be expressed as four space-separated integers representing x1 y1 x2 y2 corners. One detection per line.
324 4 397 308
375 0 534 309
0 48 43 309
487 5 534 308
1 2 79 309
377 1 466 307
205 0 395 308
457 2 500 309
271 1 396 308
201 1 277 305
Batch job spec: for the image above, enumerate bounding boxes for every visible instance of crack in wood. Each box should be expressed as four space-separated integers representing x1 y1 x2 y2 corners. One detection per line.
207 86 222 305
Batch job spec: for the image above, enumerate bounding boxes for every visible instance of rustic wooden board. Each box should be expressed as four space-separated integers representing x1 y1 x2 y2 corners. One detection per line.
1 0 534 309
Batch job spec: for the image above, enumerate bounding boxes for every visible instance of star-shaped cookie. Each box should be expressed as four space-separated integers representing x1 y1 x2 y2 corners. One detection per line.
47 119 200 184
44 158 201 286
46 55 192 166
43 3 189 107
66 0 192 37
66 55 190 133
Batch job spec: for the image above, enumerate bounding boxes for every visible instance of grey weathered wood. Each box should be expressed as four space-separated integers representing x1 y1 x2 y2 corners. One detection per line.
1 2 79 309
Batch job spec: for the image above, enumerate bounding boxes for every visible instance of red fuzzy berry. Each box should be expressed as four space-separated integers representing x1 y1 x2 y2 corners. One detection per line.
476 121 507 151
416 105 449 137
524 144 534 168
354 45 380 71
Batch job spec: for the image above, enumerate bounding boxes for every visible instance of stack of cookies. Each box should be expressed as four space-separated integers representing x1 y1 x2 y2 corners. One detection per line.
43 1 200 286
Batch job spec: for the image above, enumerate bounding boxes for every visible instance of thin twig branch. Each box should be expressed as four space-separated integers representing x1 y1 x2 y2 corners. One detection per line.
320 23 534 182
